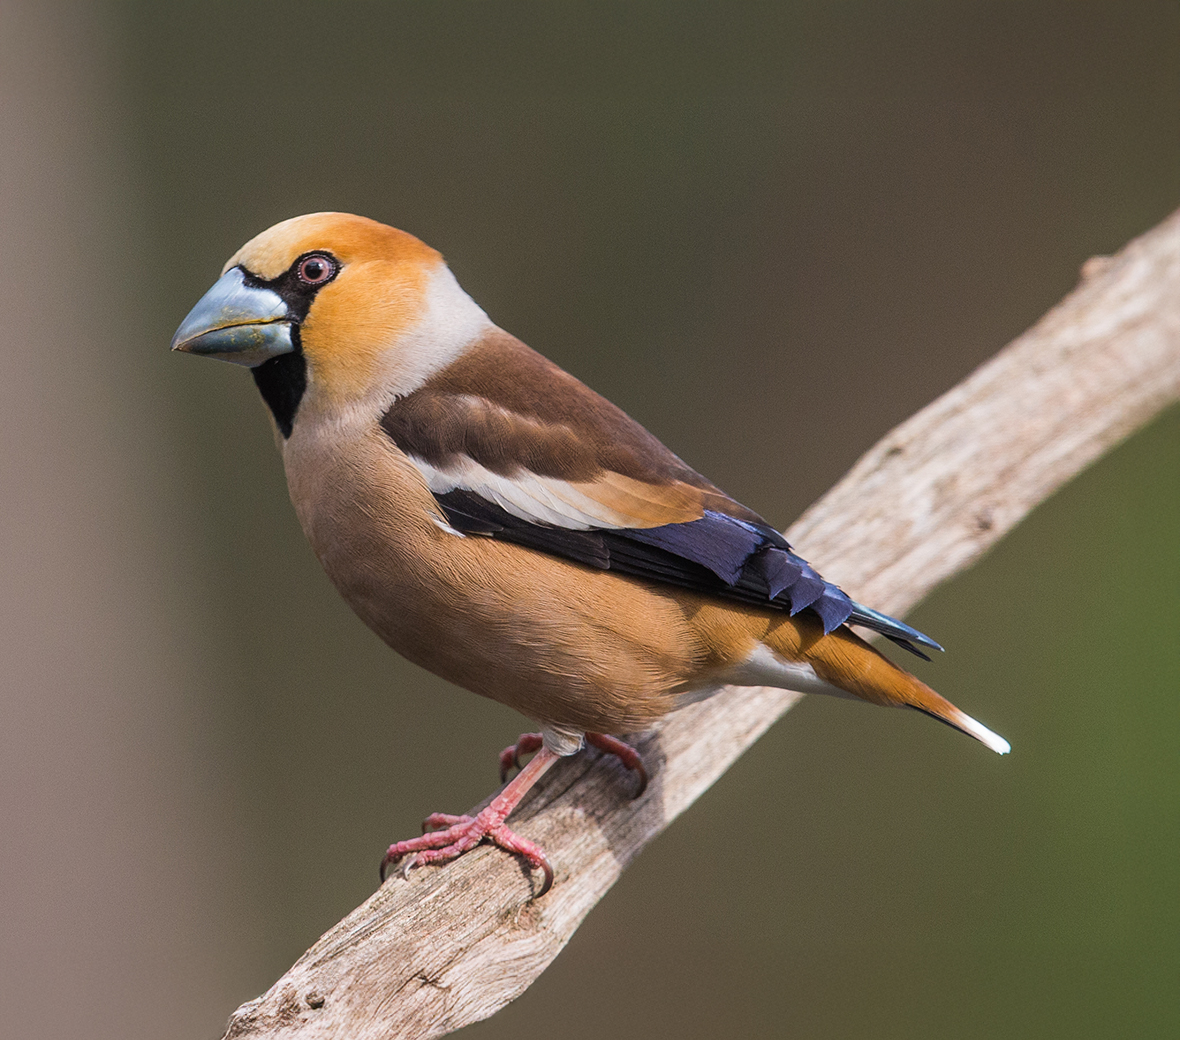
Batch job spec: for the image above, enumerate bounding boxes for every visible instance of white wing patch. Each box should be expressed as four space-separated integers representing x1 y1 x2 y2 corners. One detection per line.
408 454 653 530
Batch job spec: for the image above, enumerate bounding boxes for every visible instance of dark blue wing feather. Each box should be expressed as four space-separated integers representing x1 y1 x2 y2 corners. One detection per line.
434 491 941 657
621 514 766 585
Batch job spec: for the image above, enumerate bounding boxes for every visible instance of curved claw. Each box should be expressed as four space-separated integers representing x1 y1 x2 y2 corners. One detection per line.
623 757 649 799
533 851 554 898
585 732 649 798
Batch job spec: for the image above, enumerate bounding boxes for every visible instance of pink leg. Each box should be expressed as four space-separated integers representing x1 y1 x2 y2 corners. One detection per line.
586 732 649 798
500 731 647 798
381 746 560 896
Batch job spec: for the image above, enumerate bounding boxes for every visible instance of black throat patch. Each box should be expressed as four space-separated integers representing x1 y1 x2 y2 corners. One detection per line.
251 345 307 438
238 255 334 438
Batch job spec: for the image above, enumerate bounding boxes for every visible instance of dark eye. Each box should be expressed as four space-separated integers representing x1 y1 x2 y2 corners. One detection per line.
296 253 336 285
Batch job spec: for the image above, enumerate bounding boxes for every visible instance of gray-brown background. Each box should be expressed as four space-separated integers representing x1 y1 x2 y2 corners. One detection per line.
1 3 1177 1037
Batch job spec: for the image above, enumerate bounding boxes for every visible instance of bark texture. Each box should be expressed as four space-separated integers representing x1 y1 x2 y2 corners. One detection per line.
222 208 1180 1040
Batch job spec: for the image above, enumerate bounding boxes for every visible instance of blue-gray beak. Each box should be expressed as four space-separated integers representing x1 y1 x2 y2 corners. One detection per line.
170 267 295 367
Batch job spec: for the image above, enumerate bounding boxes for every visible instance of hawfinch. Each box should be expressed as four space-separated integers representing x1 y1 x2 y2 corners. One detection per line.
172 212 1009 896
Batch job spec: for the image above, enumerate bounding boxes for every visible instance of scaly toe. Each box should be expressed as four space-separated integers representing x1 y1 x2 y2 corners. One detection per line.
422 812 470 833
380 819 470 881
380 808 554 894
488 824 554 896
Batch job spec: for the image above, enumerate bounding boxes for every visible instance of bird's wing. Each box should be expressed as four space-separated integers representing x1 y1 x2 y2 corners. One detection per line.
380 329 940 656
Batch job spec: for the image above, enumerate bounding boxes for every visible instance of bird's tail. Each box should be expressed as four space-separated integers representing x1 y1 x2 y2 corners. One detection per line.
768 622 1010 755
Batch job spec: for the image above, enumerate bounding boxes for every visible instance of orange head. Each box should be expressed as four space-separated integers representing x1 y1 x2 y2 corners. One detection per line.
172 212 489 433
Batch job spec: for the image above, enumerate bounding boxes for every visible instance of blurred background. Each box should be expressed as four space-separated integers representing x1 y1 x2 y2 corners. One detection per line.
2 2 1177 1037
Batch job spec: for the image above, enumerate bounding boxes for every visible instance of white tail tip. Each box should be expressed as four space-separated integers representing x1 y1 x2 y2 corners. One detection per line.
953 710 1011 755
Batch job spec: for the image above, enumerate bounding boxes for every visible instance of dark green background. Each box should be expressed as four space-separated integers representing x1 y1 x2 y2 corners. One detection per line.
1 3 1176 1038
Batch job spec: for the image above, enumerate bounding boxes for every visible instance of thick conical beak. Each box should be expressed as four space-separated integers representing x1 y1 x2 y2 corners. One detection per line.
170 267 295 367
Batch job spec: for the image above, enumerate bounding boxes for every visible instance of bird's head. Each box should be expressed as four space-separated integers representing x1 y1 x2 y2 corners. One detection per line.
171 212 489 436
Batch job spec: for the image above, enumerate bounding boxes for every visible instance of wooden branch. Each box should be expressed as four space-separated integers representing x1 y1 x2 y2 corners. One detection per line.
222 209 1180 1040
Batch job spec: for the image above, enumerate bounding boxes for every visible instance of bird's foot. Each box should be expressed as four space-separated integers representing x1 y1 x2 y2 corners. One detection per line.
381 744 560 895
500 731 648 798
381 806 554 895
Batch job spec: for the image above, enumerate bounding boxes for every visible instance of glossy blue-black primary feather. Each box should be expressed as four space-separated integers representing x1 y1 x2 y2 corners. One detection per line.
435 490 942 658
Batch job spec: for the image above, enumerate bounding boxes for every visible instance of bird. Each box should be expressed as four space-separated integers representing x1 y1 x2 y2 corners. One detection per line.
172 212 1009 896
